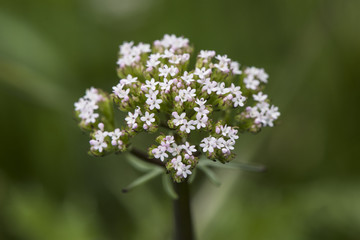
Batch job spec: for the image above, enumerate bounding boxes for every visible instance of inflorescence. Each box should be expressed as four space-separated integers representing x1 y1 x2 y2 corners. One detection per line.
74 34 280 182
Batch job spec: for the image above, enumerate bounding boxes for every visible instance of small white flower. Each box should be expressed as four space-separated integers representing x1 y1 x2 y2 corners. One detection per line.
152 145 168 161
178 87 196 102
140 112 156 126
176 163 192 178
253 92 268 102
201 79 218 94
181 71 195 85
144 78 159 91
181 142 197 155
230 61 242 75
113 83 130 100
120 74 138 85
215 54 231 63
180 120 196 133
214 61 229 73
159 78 174 92
125 111 139 126
198 50 216 59
195 98 207 106
159 65 178 78
233 93 246 107
172 112 186 126
194 114 208 129
244 75 260 90
194 105 209 118
215 82 231 95
200 137 217 153
194 67 212 79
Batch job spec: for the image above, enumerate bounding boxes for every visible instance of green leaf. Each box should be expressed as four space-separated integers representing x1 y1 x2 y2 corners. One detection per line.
122 168 163 193
198 165 221 187
188 167 197 184
162 174 178 199
126 153 159 172
203 160 266 172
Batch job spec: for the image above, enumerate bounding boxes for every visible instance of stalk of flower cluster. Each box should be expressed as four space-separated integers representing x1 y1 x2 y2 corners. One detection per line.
173 181 194 240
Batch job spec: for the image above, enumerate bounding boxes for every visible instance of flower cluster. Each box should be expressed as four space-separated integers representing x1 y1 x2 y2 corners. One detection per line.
74 34 280 182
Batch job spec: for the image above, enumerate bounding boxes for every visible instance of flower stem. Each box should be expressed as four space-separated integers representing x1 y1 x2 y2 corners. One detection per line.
173 181 194 240
129 147 164 167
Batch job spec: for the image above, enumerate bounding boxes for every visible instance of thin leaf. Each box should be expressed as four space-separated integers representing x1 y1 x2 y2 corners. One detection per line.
126 153 159 172
188 167 197 184
162 174 178 199
198 165 221 187
122 168 163 193
203 160 266 172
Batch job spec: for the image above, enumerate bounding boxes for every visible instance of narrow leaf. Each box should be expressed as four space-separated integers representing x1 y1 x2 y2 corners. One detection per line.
127 153 158 172
188 167 197 184
198 165 221 187
122 168 163 193
205 160 266 172
162 174 178 199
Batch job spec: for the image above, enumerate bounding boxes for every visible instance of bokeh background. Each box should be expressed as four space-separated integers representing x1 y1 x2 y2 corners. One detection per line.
1 0 360 239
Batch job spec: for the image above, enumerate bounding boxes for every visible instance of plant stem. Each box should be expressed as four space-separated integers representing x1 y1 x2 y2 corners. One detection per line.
129 148 164 167
173 181 194 240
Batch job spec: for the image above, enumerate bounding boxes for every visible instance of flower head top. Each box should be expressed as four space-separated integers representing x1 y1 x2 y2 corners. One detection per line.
74 34 280 182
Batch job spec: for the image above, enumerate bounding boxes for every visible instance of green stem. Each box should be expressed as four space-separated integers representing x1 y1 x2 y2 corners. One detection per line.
129 148 164 167
173 182 194 240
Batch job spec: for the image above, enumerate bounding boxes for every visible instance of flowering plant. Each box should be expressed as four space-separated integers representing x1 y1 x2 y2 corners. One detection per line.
74 34 280 184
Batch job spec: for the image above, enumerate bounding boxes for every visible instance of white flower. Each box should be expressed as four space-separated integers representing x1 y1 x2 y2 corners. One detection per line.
144 78 159 91
215 54 231 63
200 136 217 153
245 67 269 83
215 82 231 95
176 163 192 178
194 67 212 79
119 41 134 56
253 92 268 102
181 71 195 85
215 137 226 149
198 50 216 59
137 42 151 53
181 142 196 155
194 105 209 118
120 74 138 85
200 79 217 94
244 75 260 90
146 96 163 110
194 114 208 129
159 65 178 78
214 61 229 73
157 34 189 50
113 83 130 100
152 145 168 161
146 58 161 70
109 128 123 147
178 87 196 102
171 155 183 168
140 112 156 126
85 87 103 102
90 130 109 153
233 93 246 107
169 55 182 65
172 112 186 126
125 111 139 126
159 78 174 92
195 98 207 106
230 61 242 75
180 120 196 133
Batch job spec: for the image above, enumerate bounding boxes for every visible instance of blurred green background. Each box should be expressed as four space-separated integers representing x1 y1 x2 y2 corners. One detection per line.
1 0 359 239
